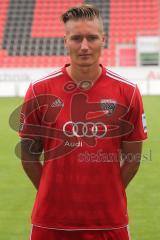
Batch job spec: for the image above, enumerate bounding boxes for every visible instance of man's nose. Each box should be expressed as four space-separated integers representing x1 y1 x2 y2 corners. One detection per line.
80 38 89 50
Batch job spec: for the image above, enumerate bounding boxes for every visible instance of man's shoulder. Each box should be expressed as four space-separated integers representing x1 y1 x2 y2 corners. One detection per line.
32 67 64 87
104 68 136 90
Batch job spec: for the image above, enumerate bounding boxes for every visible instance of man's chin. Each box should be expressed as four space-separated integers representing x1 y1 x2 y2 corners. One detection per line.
79 63 92 67
78 60 94 67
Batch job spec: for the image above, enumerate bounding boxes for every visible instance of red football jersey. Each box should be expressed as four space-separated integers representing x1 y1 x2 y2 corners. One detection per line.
19 64 147 230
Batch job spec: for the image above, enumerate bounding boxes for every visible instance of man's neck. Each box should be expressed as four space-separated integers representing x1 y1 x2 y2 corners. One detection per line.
66 63 102 84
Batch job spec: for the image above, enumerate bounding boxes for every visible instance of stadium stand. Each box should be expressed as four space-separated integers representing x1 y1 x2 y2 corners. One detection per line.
0 0 159 67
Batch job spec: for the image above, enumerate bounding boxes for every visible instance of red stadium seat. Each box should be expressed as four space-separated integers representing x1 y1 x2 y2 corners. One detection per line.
119 48 136 66
0 0 159 67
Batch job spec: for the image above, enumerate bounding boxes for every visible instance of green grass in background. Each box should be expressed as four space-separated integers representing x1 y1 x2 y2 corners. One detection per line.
0 96 159 240
0 97 35 240
127 96 160 240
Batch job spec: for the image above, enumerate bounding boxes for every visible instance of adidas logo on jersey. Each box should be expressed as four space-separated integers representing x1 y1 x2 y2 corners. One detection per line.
51 98 64 108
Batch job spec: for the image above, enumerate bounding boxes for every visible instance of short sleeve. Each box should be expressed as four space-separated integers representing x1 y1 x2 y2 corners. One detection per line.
122 85 148 142
19 83 41 139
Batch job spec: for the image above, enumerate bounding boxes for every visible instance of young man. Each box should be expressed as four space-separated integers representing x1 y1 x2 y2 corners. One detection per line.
19 4 147 240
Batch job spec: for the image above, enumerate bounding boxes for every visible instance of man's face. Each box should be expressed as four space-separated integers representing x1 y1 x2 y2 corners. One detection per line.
64 19 105 67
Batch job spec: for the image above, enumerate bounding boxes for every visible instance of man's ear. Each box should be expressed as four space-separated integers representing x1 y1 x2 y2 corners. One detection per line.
102 32 106 47
64 35 69 54
64 35 67 48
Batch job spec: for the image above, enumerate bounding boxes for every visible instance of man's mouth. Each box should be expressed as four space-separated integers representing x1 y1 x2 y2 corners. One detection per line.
79 54 91 56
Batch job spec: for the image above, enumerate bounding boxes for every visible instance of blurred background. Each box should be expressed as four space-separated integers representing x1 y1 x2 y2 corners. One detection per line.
0 0 160 239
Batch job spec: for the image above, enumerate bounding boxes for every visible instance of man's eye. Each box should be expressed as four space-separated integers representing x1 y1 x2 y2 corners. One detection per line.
71 36 82 41
87 36 98 41
70 35 98 42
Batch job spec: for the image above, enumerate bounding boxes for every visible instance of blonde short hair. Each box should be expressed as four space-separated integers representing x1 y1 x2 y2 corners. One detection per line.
61 4 104 31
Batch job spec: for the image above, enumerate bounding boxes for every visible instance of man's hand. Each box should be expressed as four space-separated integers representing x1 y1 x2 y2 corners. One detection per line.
21 138 43 190
120 141 143 188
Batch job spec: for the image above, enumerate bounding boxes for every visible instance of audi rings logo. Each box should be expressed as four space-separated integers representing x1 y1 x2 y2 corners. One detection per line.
63 121 107 138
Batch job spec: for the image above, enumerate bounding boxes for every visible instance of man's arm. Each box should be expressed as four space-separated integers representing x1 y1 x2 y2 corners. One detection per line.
21 139 43 190
120 141 143 189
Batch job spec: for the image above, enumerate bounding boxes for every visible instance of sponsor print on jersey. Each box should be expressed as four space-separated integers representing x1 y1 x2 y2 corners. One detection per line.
142 113 147 133
11 92 133 162
63 121 107 138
